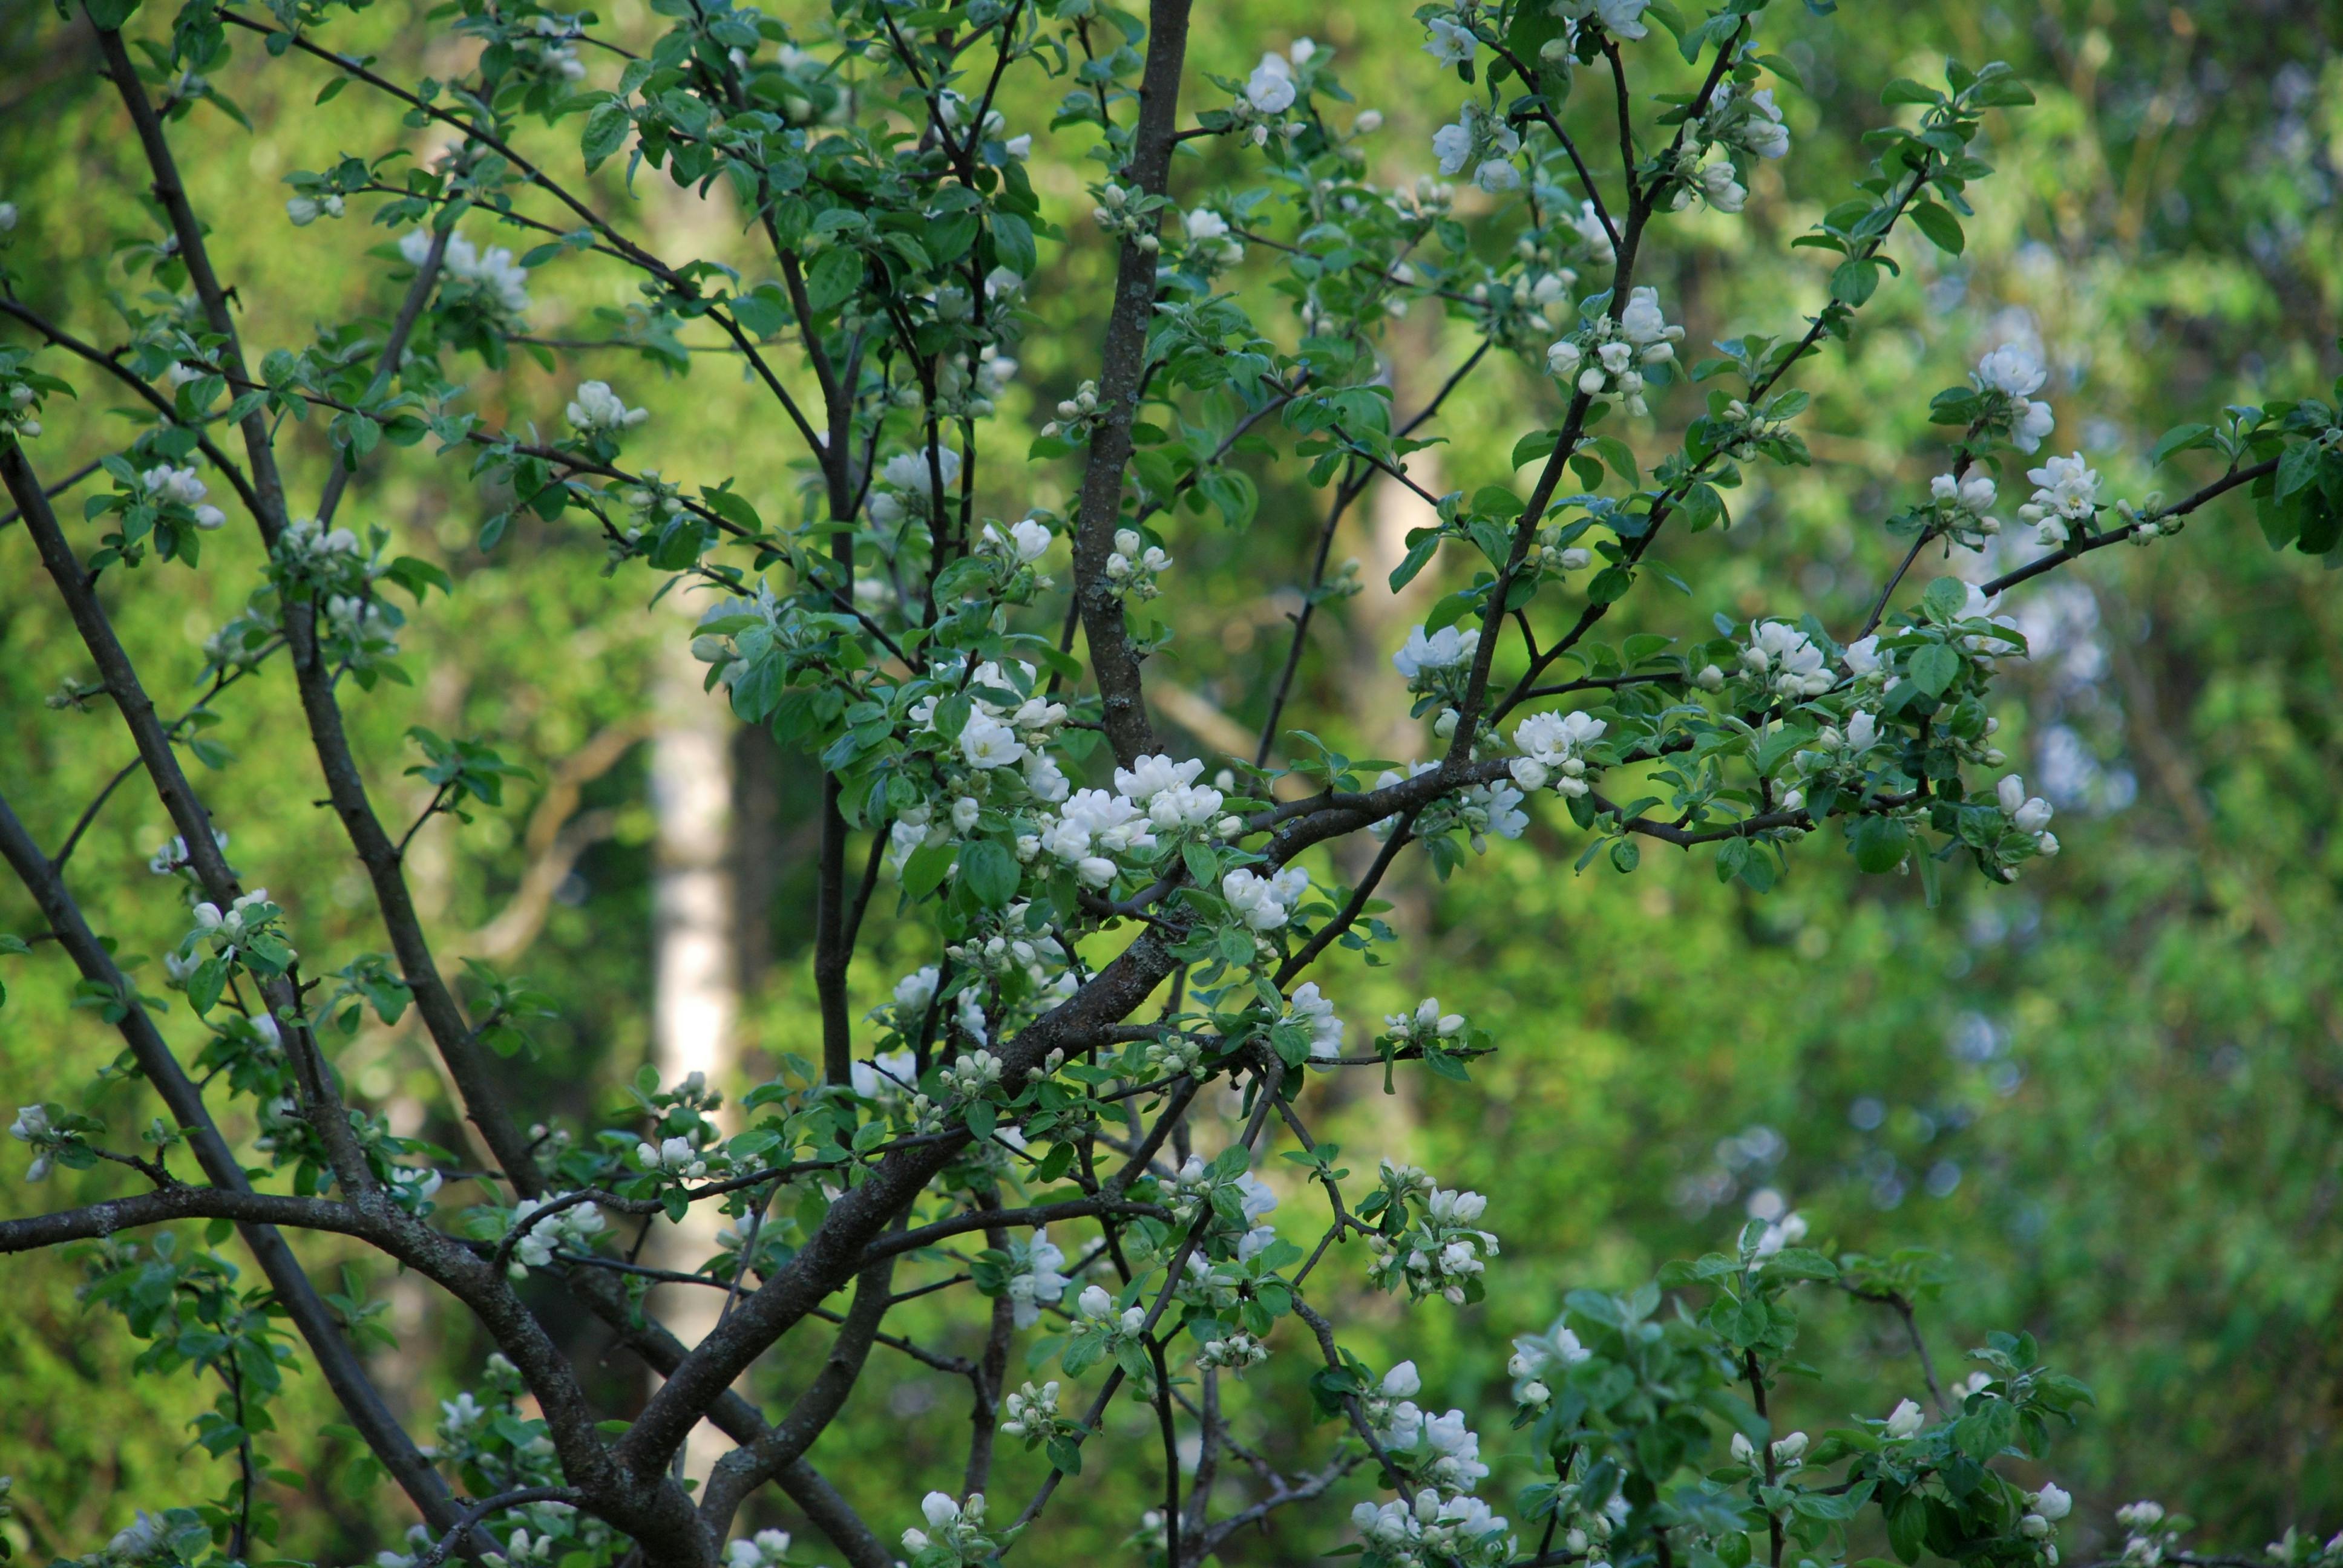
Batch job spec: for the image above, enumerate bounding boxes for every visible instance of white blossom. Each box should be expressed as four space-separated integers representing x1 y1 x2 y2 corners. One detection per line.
1742 621 1835 697
1283 981 1346 1061
1557 0 1649 40
1221 865 1310 931
1245 53 1296 114
1393 624 1480 681
565 381 647 433
958 711 1028 769
2020 451 2102 546
1423 18 1477 67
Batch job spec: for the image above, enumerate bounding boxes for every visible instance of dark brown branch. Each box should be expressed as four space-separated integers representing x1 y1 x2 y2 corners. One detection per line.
1065 0 1195 765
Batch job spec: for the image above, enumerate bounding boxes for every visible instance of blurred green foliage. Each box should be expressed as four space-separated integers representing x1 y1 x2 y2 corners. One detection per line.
0 0 2338 1563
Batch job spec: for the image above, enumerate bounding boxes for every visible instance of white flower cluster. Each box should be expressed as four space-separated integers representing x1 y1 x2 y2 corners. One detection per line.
869 446 963 525
999 1379 1074 1440
1168 1157 1281 1259
1528 521 1590 583
1142 1031 1208 1080
1384 996 1466 1050
2120 1501 2176 1566
1040 378 1104 441
1996 773 2059 859
1423 18 1475 68
148 826 229 878
1003 1231 1070 1328
852 1043 920 1105
1181 207 1246 270
185 888 292 967
1230 45 1311 147
1975 342 2058 453
1508 1320 1591 1408
1740 620 1836 699
1730 1428 1809 1468
1711 396 1797 463
2014 1483 2074 1550
1511 710 1605 796
141 464 227 530
1089 181 1165 257
1456 780 1528 851
399 228 532 317
1546 287 1681 416
1071 1282 1148 1342
565 380 647 434
1365 1359 1426 1443
635 1133 712 1180
1285 981 1346 1062
1665 150 1751 214
1564 198 1617 267
1432 102 1522 194
722 1529 794 1568
1555 0 1650 40
978 515 1054 570
1702 82 1791 162
1351 1489 1513 1568
901 1491 992 1565
385 1160 444 1214
273 515 373 604
1392 624 1479 692
286 191 348 225
1027 788 1144 889
940 1049 1003 1100
1665 82 1788 211
4 378 40 438
1195 1328 1268 1371
503 1195 606 1278
1221 864 1312 932
2019 452 2102 547
1366 1169 1498 1305
8 1105 61 1183
1103 526 1172 600
523 13 588 82
104 1511 172 1565
1118 753 1226 833
1780 714 1875 809
1926 469 2003 548
934 329 1019 420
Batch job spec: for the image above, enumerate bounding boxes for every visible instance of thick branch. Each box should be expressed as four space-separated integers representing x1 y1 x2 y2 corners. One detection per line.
1064 0 1194 765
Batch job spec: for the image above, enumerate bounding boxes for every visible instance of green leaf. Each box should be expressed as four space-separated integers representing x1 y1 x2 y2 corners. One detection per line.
902 841 955 901
1909 643 1960 697
2275 439 2322 500
1887 1494 1928 1564
1881 77 1942 106
2149 423 2213 466
188 957 226 1016
1968 76 2036 108
1830 259 1881 306
804 247 862 313
1850 815 1910 874
1907 201 1965 254
582 102 632 168
1921 577 1970 619
961 840 1020 907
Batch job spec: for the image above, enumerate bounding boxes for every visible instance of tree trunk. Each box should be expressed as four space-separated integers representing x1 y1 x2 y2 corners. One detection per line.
643 628 741 1485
